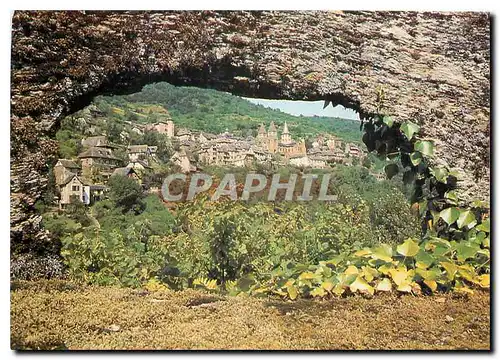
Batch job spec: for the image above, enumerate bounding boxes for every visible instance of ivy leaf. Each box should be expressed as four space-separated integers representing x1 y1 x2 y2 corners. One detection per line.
372 244 393 263
430 167 449 183
414 140 434 157
349 276 374 295
321 281 334 292
415 250 435 269
323 100 331 109
389 268 409 286
476 219 490 233
354 248 372 257
423 280 437 292
472 200 489 209
444 191 458 205
375 278 392 292
383 116 394 128
362 266 379 282
396 238 420 257
454 282 474 295
377 264 393 275
439 207 460 225
477 274 490 288
416 268 436 281
456 210 477 229
440 262 458 281
400 121 420 140
396 281 413 293
410 152 422 166
455 243 479 262
287 284 298 300
344 265 359 275
482 236 490 248
310 286 327 298
384 163 399 179
298 271 316 280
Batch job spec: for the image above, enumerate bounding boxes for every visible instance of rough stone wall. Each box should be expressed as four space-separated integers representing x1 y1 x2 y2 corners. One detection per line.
11 10 490 243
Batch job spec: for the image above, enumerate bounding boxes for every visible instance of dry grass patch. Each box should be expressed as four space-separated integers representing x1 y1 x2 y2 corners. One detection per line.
11 280 490 350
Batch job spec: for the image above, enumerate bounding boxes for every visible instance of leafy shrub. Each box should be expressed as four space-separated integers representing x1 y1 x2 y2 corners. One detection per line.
60 221 167 287
107 175 145 214
195 214 490 299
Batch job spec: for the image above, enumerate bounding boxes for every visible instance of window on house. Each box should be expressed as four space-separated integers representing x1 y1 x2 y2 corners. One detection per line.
72 185 80 191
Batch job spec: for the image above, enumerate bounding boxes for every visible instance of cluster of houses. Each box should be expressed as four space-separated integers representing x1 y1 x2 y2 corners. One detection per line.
53 117 373 209
168 121 365 172
54 134 159 208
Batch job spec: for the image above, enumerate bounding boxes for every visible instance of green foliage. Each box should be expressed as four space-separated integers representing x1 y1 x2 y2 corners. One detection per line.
222 218 490 299
107 175 145 214
60 221 168 287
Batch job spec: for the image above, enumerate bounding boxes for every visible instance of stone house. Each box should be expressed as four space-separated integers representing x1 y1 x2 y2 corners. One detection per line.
78 146 123 181
127 145 157 163
81 135 117 149
145 120 175 137
289 154 311 168
54 159 81 185
112 166 141 183
345 143 363 158
176 128 193 142
171 149 196 173
126 160 151 173
58 174 106 208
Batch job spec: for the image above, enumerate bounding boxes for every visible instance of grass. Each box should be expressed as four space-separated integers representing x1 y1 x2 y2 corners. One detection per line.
11 280 490 350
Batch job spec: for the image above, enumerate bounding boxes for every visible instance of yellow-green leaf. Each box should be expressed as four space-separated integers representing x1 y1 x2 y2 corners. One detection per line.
362 266 379 282
401 121 420 140
321 281 334 292
396 238 420 257
476 219 490 233
372 244 393 263
389 268 409 286
332 284 345 296
383 115 394 128
376 278 392 292
354 248 372 257
287 285 298 300
440 262 458 280
440 207 460 226
414 140 434 157
298 271 316 280
344 265 359 275
457 210 477 229
478 274 490 288
349 276 374 296
310 287 327 298
377 264 393 275
424 280 437 292
396 281 412 293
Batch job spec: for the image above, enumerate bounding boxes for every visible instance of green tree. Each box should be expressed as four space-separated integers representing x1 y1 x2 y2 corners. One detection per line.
108 175 145 214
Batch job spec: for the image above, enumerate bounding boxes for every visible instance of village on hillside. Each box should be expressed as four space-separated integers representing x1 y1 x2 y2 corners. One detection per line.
53 110 382 209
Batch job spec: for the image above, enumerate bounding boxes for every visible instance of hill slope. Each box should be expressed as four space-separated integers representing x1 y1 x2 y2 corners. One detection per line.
93 82 362 142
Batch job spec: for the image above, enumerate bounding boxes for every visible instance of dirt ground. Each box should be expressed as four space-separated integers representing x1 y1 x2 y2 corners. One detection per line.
10 280 490 350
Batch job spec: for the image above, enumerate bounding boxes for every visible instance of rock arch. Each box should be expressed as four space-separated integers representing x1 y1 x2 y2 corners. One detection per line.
10 10 490 242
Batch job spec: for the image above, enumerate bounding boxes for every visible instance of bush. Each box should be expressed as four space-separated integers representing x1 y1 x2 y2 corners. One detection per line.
60 222 167 287
107 175 145 214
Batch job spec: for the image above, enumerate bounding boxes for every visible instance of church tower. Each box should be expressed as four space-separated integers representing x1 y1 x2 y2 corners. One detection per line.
280 122 292 144
257 123 267 140
267 121 278 153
